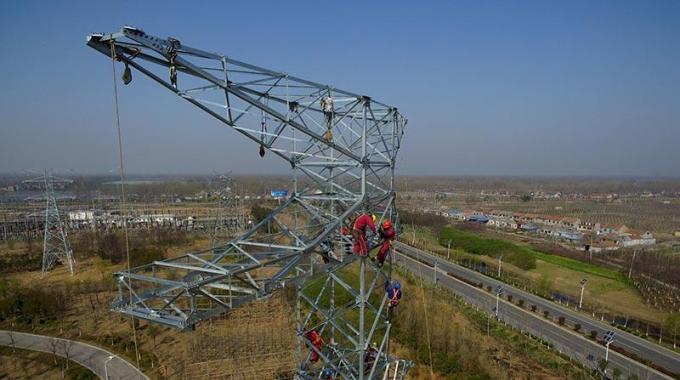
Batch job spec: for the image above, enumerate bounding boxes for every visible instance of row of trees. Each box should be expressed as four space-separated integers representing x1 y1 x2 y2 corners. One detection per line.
70 228 187 266
0 279 68 324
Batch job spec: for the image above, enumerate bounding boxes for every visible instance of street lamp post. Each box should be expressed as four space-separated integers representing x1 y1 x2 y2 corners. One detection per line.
497 255 503 278
104 355 114 380
447 239 451 260
433 259 438 284
578 278 588 310
495 285 504 318
604 331 616 363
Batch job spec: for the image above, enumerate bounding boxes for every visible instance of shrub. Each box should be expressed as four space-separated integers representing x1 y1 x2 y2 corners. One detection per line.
0 279 68 322
574 323 581 332
97 232 125 263
129 246 166 267
399 210 448 235
438 226 536 270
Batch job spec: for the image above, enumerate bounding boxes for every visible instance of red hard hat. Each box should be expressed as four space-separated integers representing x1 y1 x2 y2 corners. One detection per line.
382 220 393 229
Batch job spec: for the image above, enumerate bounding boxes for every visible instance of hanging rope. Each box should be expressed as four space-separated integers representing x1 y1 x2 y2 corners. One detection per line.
109 41 141 367
415 249 435 379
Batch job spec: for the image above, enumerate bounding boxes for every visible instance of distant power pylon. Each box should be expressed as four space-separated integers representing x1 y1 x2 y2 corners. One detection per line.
24 170 75 275
208 171 244 248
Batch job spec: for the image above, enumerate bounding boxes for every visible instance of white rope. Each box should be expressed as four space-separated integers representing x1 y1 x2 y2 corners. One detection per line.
110 41 141 367
410 221 434 378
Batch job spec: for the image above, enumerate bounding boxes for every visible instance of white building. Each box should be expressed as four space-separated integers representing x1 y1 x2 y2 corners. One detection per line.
68 210 95 221
620 232 656 247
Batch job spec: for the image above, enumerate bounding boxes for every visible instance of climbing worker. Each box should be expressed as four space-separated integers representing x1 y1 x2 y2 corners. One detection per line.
352 213 377 256
306 330 324 363
321 95 334 120
321 95 334 142
341 225 352 255
319 239 333 264
374 219 396 267
321 368 335 379
385 280 402 308
364 344 379 374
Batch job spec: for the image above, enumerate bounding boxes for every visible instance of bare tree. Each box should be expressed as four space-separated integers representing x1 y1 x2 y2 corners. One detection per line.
6 331 16 352
665 313 680 349
61 339 74 370
48 337 60 365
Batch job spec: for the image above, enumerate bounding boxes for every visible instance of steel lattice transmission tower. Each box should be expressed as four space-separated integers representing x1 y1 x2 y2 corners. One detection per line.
23 170 75 275
208 171 243 248
88 26 410 379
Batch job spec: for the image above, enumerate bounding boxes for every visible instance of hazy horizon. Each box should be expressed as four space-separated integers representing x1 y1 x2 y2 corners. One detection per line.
3 171 680 181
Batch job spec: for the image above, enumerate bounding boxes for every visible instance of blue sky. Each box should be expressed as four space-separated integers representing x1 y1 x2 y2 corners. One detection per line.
1 1 678 176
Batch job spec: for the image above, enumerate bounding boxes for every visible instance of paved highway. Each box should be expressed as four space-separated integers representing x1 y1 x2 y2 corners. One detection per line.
394 242 680 380
0 330 147 380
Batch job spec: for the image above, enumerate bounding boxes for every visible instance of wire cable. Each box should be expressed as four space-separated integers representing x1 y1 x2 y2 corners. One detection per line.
413 238 435 379
109 41 141 368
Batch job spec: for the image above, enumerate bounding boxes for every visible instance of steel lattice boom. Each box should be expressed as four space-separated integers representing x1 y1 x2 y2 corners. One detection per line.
87 26 410 379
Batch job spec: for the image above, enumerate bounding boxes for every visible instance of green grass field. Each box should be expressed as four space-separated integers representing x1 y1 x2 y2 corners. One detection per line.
406 224 667 324
531 250 629 283
438 225 630 284
438 226 537 270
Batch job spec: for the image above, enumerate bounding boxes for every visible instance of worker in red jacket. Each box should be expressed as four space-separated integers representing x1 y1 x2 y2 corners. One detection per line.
375 219 396 267
352 213 376 256
306 330 324 363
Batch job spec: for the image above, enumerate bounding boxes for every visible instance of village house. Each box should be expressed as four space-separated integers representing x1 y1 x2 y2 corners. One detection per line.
559 217 581 229
558 230 583 242
487 216 518 230
577 221 601 232
597 224 629 235
520 222 539 233
467 213 489 224
619 231 656 247
445 208 467 220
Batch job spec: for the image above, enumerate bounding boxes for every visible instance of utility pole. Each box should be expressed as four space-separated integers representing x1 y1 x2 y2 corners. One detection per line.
497 255 503 278
447 239 451 260
411 222 416 245
578 278 588 310
487 313 491 336
628 250 636 279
